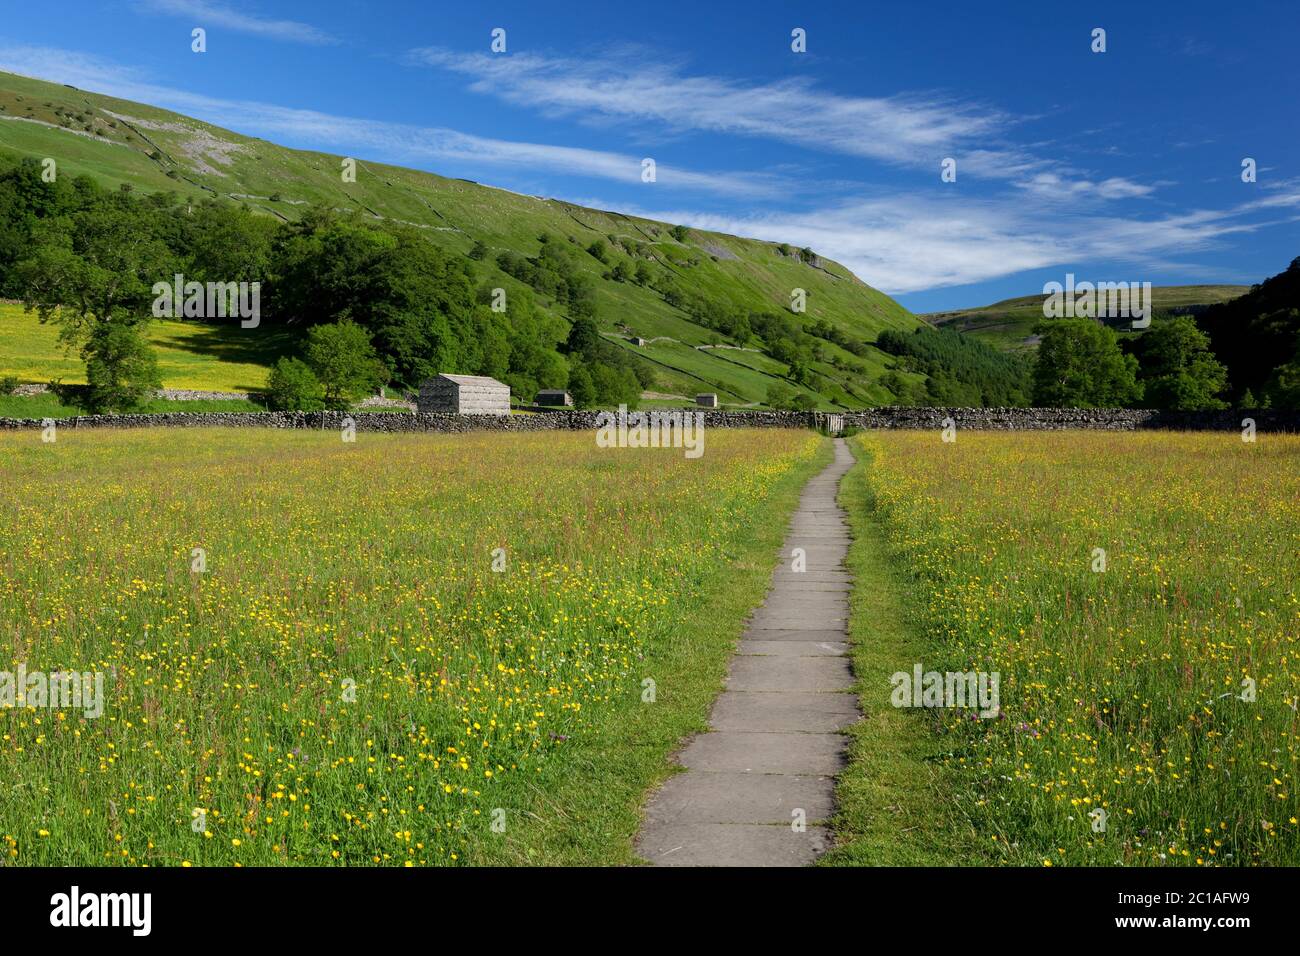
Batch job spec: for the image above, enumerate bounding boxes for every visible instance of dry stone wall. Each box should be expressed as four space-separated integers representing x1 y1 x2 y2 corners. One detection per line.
1 407 1298 432
845 407 1300 431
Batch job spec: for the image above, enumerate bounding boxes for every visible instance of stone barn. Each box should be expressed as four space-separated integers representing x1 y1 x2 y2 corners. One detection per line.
535 389 573 407
417 374 510 414
695 393 719 408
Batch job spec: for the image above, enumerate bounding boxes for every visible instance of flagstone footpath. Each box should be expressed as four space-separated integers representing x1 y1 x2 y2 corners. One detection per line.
636 438 858 866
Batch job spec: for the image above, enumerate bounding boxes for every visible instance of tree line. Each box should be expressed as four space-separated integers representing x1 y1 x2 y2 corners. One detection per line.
1029 292 1299 410
3 153 1294 413
0 157 637 412
878 265 1300 411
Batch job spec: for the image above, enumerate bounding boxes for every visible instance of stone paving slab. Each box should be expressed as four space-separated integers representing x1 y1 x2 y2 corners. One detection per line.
783 548 850 558
642 771 835 824
677 730 847 775
768 574 852 584
708 691 859 733
738 639 849 656
726 654 855 692
747 613 849 630
768 574 852 586
756 603 849 617
771 565 850 575
637 822 831 867
635 439 857 867
759 592 849 605
771 567 850 574
759 591 849 603
767 583 852 594
755 598 849 614
734 627 851 642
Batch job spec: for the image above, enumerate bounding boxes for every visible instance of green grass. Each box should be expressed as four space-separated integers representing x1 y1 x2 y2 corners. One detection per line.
924 286 1250 353
842 430 1300 867
0 68 923 409
0 426 828 866
0 302 294 392
820 441 990 865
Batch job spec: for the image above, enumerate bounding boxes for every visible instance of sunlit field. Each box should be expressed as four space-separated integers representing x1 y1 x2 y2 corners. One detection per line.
0 302 292 393
0 427 824 866
849 430 1300 866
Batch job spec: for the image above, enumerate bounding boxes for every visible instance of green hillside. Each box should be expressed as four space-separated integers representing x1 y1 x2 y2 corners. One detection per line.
924 285 1249 353
0 68 921 409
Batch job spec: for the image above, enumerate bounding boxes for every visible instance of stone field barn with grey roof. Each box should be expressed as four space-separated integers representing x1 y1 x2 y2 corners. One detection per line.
417 374 511 415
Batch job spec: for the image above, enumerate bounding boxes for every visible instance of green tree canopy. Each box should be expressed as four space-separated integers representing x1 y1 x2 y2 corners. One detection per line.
265 356 324 411
304 319 387 410
568 364 597 408
82 322 161 413
16 195 176 345
565 316 601 358
1265 347 1300 409
14 190 175 413
1131 316 1228 410
1031 319 1142 407
269 210 476 387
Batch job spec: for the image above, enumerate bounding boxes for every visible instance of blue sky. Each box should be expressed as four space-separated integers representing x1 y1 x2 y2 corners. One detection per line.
1 0 1297 311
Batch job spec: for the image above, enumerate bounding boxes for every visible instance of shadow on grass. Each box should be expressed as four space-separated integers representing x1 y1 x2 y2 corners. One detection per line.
151 320 298 389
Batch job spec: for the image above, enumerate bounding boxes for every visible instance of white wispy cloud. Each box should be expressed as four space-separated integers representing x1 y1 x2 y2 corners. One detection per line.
135 0 337 46
604 187 1300 294
408 47 1001 162
407 46 1155 201
0 46 782 198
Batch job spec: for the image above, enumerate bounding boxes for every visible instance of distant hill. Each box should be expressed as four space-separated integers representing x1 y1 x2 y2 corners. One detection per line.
0 69 924 409
924 285 1250 353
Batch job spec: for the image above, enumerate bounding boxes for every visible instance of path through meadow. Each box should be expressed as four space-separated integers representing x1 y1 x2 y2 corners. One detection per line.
636 439 858 865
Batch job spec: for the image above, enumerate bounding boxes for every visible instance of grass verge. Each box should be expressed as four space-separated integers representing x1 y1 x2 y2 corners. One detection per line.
820 439 990 866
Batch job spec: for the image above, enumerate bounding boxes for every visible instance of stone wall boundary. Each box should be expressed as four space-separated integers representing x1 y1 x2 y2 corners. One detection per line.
1 407 1296 433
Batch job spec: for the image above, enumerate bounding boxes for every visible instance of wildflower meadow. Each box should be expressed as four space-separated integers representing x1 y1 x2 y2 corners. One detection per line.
848 430 1300 866
0 427 823 865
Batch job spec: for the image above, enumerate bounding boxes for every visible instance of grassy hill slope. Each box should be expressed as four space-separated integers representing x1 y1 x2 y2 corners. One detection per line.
924 285 1249 353
0 69 919 408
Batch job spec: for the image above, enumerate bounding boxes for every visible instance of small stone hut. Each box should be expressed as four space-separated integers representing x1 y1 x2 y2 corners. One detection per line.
695 393 719 408
417 374 510 414
535 389 573 407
